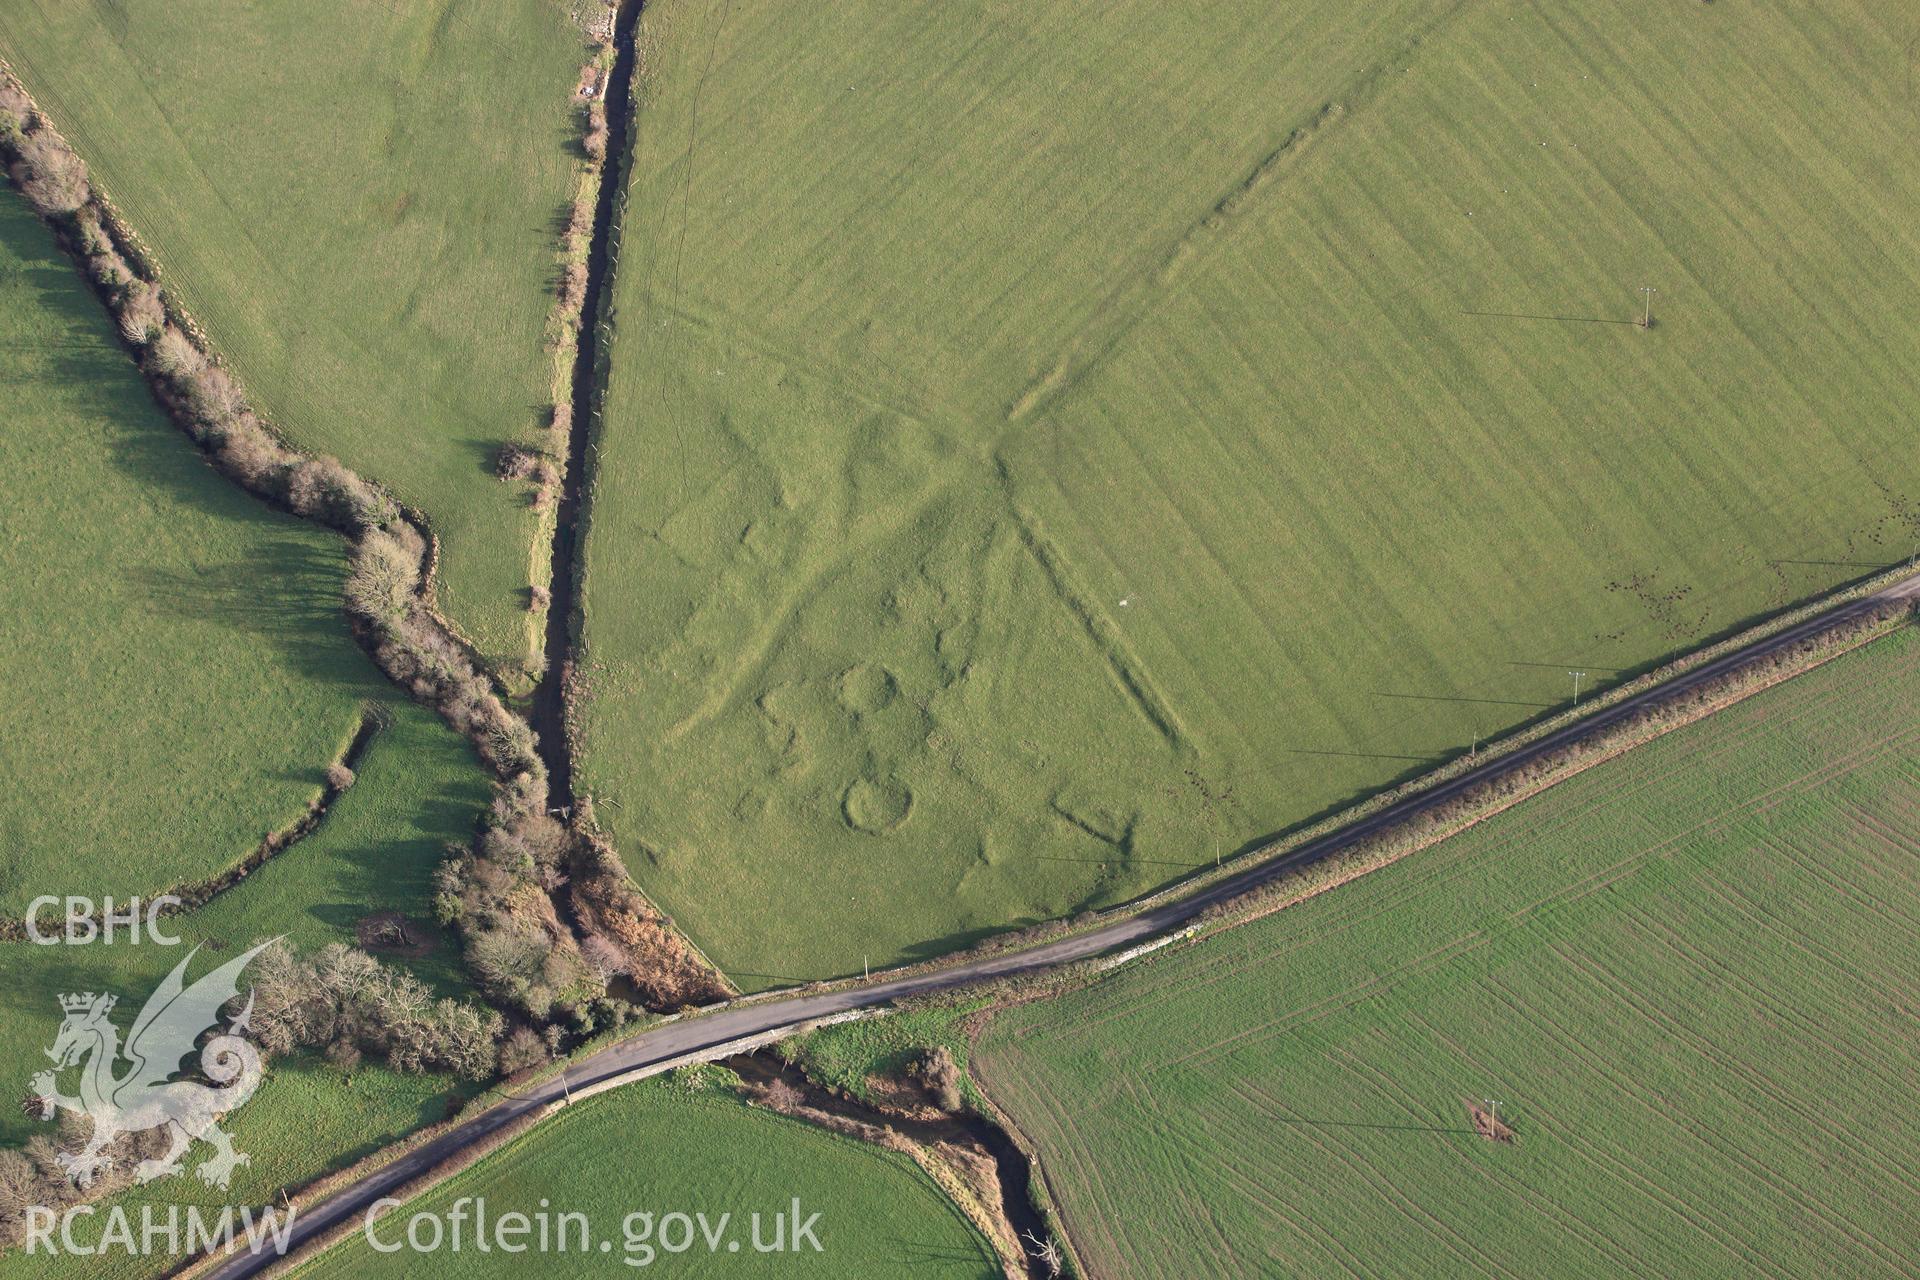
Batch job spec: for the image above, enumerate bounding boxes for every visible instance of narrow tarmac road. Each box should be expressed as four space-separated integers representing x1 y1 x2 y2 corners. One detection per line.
204 570 1920 1278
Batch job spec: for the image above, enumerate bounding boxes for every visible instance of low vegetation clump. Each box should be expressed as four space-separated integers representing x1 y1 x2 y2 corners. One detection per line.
434 817 606 1029
434 814 728 1028
975 627 1920 1279
6 129 85 214
913 1046 964 1113
580 98 609 162
352 547 544 791
791 996 987 1106
248 942 501 1081
566 836 732 1007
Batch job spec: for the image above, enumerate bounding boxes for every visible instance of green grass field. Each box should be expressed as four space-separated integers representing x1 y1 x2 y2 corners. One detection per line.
0 191 488 1260
296 1078 999 1278
0 1060 467 1280
0 690 488 1280
974 625 1920 1278
0 187 427 911
580 0 1920 985
0 0 587 665
0 695 489 1149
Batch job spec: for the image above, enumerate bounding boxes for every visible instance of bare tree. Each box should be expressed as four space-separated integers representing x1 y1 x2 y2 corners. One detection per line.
917 1046 964 1112
1023 1231 1064 1277
756 1079 804 1112
116 283 167 346
11 131 88 214
496 1026 550 1075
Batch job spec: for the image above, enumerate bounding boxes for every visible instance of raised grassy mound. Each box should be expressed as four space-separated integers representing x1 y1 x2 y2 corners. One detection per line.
975 625 1920 1278
581 0 1920 983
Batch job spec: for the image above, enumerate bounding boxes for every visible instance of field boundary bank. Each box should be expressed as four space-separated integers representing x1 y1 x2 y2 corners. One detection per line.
526 0 630 801
514 2 625 685
527 0 738 994
0 706 385 943
1177 599 1917 934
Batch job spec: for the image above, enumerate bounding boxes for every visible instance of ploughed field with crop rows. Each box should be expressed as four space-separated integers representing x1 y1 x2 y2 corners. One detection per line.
579 0 1920 983
974 626 1920 1279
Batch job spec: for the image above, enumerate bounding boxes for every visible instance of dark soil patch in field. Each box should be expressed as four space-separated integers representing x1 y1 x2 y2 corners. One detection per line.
355 911 440 958
1468 1101 1517 1144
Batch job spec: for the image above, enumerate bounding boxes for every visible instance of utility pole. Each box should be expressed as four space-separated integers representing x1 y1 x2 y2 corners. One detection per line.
1639 285 1656 330
1569 669 1586 706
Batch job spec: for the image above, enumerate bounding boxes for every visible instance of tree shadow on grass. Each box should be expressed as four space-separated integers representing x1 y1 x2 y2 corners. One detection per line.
304 788 482 910
121 543 383 697
890 923 1017 967
43 340 275 522
895 1240 1001 1268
